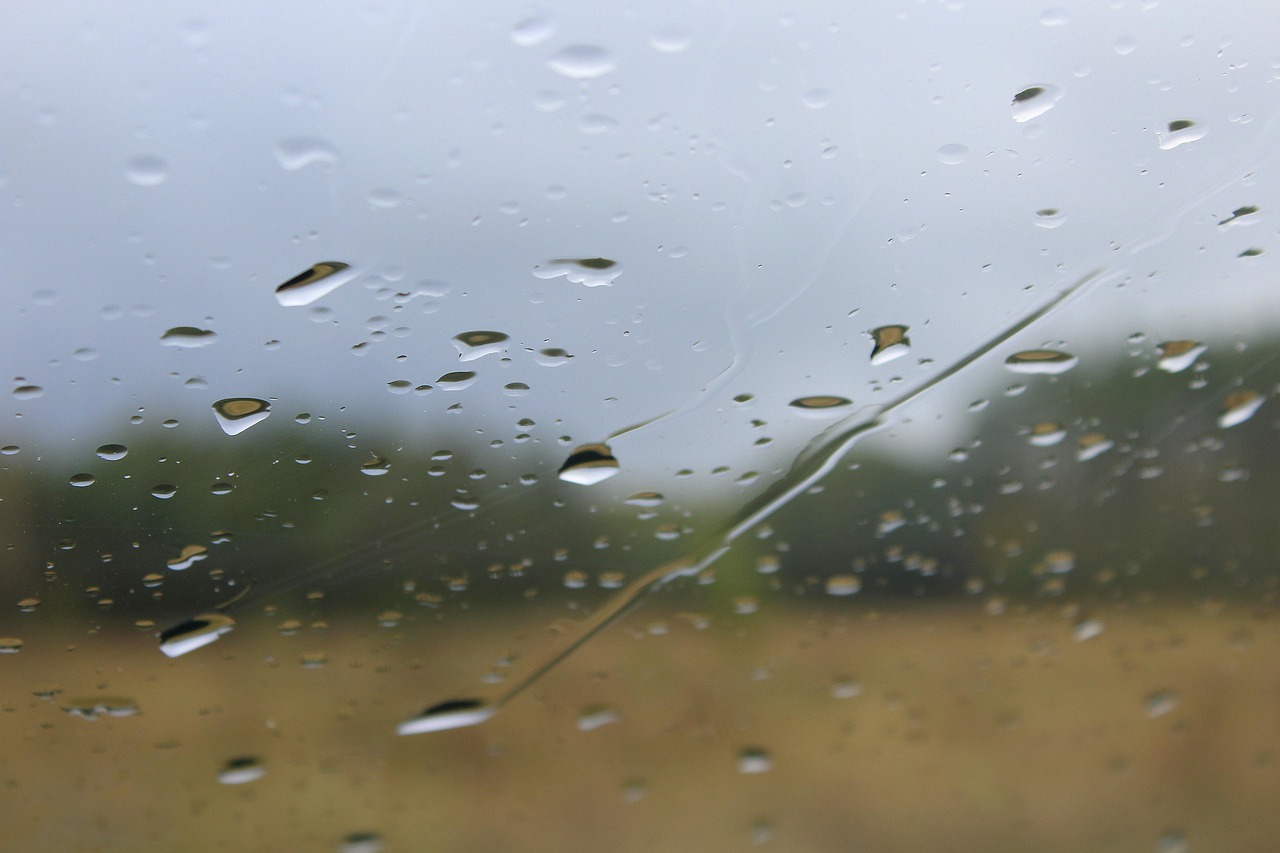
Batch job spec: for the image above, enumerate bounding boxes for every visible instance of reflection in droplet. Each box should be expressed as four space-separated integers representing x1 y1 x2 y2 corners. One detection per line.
158 613 235 658
789 396 852 416
275 261 360 307
935 143 969 165
1011 84 1063 122
546 44 616 79
1156 340 1206 373
1157 119 1207 150
1004 350 1078 375
558 443 620 485
218 756 266 785
1218 390 1264 429
160 326 217 348
453 330 509 362
212 398 271 436
273 136 340 171
96 444 128 460
125 155 170 186
532 257 623 287
398 699 495 735
869 325 910 366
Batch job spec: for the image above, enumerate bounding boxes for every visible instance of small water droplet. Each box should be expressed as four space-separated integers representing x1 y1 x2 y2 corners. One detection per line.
869 325 910 365
1143 689 1179 718
547 44 616 79
1158 119 1207 150
158 613 234 658
340 831 385 853
360 455 391 476
825 575 862 596
576 706 620 731
532 257 623 287
453 330 510 362
559 443 620 485
737 747 773 774
96 444 128 460
1076 433 1113 461
160 326 217 348
1156 340 1206 373
398 698 494 735
1011 84 1063 122
1218 390 1264 428
1073 618 1104 642
167 544 208 571
68 473 96 487
1033 208 1067 228
0 637 23 653
125 155 170 186
151 484 178 499
12 385 44 400
802 88 833 109
1004 350 1078 375
1027 421 1066 446
511 13 556 47
274 136 340 171
218 756 266 785
624 491 664 507
649 27 692 53
935 143 969 165
212 398 271 436
534 347 574 366
788 396 852 416
275 261 360 307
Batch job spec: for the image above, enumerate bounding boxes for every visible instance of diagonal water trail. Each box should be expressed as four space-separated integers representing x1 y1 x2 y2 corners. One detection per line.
398 266 1110 735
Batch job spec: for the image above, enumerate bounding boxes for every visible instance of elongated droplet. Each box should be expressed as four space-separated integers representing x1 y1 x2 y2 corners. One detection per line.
161 326 218 348
789 396 852 416
559 443 620 485
869 325 910 365
1157 119 1207 150
213 398 271 435
546 45 616 80
1076 433 1113 461
218 756 266 785
1217 205 1259 228
453 330 510 362
1005 350 1078 375
532 257 622 287
158 613 235 658
1218 390 1264 428
1156 340 1206 373
275 261 359 307
398 699 494 735
1011 84 1063 122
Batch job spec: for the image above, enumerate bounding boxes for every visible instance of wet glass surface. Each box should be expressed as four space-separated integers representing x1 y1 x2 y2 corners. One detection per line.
3 2 1280 850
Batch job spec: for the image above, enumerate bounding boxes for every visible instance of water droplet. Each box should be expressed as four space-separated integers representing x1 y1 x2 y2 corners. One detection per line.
0 637 23 653
151 484 177 499
510 13 556 47
437 371 477 390
1156 340 1206 373
273 136 340 171
534 347 574 366
1004 350 1078 375
503 382 530 397
1157 119 1207 150
386 380 413 394
1011 84 1063 122
1218 390 1264 428
398 698 495 735
1156 830 1189 853
869 325 910 365
68 473 96 487
532 257 623 287
340 832 385 853
158 613 234 658
624 491 664 507
1143 689 1179 719
1038 7 1068 26
453 330 510 362
649 27 692 53
825 575 862 596
12 385 44 400
125 155 170 186
218 756 266 785
935 143 969 165
547 44 616 80
360 455 391 476
1073 618 1104 642
576 706 620 731
1028 421 1066 446
167 544 208 571
1076 433 1113 461
1217 205 1259 228
17 597 40 613
737 747 773 774
275 261 360 307
788 396 852 416
1033 208 1067 228
212 398 271 436
802 88 833 109
96 444 128 461
61 697 139 719
160 326 217 348
558 443 620 485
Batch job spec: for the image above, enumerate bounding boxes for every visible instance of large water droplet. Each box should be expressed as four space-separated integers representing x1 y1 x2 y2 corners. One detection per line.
273 136 340 170
437 371 477 391
1156 340 1206 373
360 455 391 475
1011 84 1063 122
96 443 128 461
788 396 852 416
1157 119 1207 150
218 756 266 785
398 699 495 735
869 325 910 365
547 45 616 79
275 261 360 307
125 155 170 186
160 326 217 348
558 443 620 485
1004 350 1078 375
453 330 510 362
1218 390 1263 428
167 544 208 571
68 473 96 488
158 613 235 658
935 143 969 165
12 385 44 400
212 398 271 435
532 257 623 287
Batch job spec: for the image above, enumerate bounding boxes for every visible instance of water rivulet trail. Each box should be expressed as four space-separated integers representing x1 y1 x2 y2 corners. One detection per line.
398 268 1108 735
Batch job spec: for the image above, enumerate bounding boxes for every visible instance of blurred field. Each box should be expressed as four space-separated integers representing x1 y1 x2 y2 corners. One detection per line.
3 594 1279 852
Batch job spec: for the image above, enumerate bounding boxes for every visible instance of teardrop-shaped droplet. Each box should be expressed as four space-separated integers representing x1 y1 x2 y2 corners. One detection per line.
1156 340 1206 373
869 325 910 366
212 398 271 435
1218 390 1264 429
1011 84 1063 122
274 261 360 307
158 612 235 658
453 331 510 362
1004 350 1078 375
559 443 620 485
398 698 495 735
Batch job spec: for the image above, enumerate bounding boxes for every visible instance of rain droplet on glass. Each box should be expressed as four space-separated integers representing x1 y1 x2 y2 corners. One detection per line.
212 398 271 436
275 261 360 307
